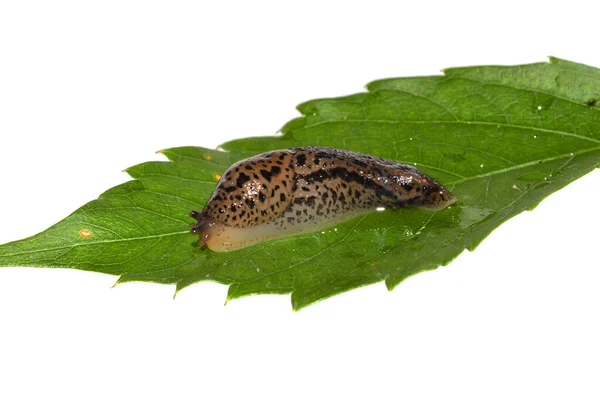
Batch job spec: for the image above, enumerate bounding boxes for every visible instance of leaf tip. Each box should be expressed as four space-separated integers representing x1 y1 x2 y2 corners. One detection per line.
384 276 397 292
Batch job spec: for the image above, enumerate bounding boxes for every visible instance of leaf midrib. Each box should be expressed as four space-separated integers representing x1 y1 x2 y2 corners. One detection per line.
448 146 599 185
0 230 189 259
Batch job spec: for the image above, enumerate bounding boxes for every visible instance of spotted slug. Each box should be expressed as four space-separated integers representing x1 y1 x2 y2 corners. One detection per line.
190 146 456 252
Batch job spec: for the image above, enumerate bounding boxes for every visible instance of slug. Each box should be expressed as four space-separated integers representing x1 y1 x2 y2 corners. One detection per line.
190 146 456 252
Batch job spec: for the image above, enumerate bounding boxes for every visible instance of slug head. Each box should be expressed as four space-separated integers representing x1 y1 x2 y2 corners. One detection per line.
189 210 219 247
189 209 263 252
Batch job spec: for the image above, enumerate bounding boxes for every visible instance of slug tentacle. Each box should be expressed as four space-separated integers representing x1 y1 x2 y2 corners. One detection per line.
189 211 215 246
190 147 456 252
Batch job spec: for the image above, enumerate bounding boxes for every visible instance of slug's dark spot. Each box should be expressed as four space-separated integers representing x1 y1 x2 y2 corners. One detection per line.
224 185 237 193
260 169 273 182
294 196 316 207
351 158 367 167
314 158 320 165
316 203 324 215
315 151 334 159
236 173 250 188
296 153 307 167
245 198 255 209
258 192 266 202
280 193 286 202
271 166 281 175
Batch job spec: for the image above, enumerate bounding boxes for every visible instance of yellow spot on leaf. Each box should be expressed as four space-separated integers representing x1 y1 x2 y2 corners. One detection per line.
213 173 222 181
79 229 93 238
205 154 212 161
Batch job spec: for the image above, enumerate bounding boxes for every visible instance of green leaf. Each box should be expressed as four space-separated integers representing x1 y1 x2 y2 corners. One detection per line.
1 57 599 310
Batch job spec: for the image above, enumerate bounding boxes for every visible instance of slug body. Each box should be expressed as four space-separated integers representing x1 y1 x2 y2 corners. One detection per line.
190 147 456 252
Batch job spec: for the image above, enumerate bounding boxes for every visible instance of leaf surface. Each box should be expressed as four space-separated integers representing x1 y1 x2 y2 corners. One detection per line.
1 57 599 310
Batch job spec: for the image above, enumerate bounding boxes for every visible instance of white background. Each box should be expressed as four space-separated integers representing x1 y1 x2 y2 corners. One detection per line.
1 1 599 397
